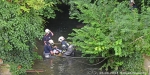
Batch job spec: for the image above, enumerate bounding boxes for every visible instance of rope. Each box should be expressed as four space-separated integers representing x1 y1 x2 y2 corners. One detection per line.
61 55 115 66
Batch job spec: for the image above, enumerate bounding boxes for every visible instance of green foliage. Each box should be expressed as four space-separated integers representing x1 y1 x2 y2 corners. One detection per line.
37 0 62 19
121 52 144 72
6 0 46 13
0 0 59 75
5 0 60 19
67 0 150 72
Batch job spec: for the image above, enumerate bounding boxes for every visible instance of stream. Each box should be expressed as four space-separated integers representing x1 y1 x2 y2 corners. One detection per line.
27 4 114 75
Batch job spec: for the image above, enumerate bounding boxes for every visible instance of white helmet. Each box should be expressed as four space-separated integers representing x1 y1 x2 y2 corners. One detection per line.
49 39 54 45
45 29 50 34
58 36 65 42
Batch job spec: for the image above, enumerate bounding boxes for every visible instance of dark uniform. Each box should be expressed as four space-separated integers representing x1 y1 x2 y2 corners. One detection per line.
61 40 69 50
43 33 53 54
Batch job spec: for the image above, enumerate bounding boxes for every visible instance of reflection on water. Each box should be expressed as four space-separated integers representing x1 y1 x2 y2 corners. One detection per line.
27 56 105 75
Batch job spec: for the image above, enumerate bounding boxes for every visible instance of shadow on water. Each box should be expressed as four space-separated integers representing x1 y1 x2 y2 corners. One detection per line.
27 4 116 75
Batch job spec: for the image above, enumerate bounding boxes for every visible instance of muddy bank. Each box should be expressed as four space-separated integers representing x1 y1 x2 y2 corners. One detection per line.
0 59 11 75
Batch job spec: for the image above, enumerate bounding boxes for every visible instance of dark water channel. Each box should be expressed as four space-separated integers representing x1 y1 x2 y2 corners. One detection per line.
27 4 113 75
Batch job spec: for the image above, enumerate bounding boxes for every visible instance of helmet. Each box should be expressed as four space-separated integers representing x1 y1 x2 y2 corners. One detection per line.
49 39 54 45
58 36 65 42
45 29 50 34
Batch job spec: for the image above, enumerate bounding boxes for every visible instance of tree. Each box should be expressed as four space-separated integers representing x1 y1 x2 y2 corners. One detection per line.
0 0 60 75
67 0 150 73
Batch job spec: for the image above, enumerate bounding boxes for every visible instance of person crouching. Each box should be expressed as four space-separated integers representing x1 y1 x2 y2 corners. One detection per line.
58 36 75 56
43 44 53 58
58 36 69 53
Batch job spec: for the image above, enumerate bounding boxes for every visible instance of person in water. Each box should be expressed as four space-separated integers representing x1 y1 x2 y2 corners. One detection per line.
58 36 69 52
43 29 54 58
52 45 62 55
129 0 137 9
58 36 75 56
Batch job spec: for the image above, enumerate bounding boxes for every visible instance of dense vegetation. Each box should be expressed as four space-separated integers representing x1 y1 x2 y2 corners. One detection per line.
1 0 150 75
67 0 150 73
0 0 60 75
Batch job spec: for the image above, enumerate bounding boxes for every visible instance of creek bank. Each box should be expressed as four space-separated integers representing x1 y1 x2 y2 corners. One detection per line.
0 59 11 75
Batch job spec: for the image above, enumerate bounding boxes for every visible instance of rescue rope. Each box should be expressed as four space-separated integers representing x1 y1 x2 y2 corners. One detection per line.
61 55 115 66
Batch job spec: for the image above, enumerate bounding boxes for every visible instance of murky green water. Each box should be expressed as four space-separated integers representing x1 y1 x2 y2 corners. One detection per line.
27 56 100 75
